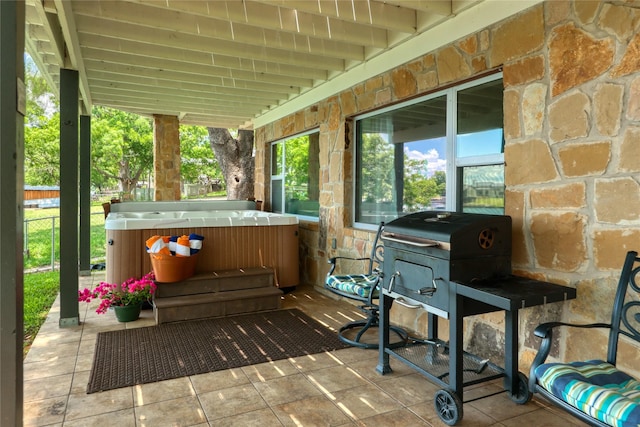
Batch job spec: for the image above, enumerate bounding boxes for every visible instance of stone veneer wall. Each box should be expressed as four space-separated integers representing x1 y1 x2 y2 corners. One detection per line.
254 0 640 376
153 114 182 201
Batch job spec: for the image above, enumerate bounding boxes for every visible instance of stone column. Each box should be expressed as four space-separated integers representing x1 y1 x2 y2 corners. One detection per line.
153 114 181 201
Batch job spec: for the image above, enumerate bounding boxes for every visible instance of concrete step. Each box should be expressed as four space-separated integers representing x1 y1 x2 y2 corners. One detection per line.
154 286 283 324
154 267 275 298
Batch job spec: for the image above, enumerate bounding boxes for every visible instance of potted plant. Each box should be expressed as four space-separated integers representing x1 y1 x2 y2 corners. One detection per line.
78 272 157 322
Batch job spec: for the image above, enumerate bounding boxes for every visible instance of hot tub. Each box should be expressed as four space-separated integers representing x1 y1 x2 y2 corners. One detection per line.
105 201 299 287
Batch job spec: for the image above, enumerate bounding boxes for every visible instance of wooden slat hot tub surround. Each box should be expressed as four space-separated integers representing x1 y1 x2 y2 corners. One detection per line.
106 224 299 288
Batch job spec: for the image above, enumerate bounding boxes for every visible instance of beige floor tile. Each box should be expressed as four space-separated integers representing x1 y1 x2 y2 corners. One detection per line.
135 395 207 427
466 391 541 422
64 388 133 421
133 377 196 406
358 407 431 426
23 374 73 402
23 395 67 427
288 350 343 372
73 352 94 372
78 335 96 359
70 370 91 394
499 407 590 426
409 398 499 426
272 394 352 427
198 383 267 421
374 373 439 406
331 383 403 420
242 359 299 383
214 408 284 427
23 341 80 363
347 356 413 383
189 367 250 394
304 364 370 394
330 347 378 365
23 356 78 381
252 373 323 407
62 408 136 427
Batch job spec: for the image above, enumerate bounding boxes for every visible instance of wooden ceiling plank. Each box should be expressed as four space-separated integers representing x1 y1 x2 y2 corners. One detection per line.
80 33 328 81
256 0 416 32
87 70 286 100
74 15 346 71
92 95 257 119
383 0 452 15
74 1 365 60
92 93 263 116
83 59 307 94
89 85 274 109
81 47 315 88
131 0 389 48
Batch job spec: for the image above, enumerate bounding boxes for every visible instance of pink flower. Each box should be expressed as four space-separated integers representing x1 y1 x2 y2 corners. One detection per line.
78 272 156 315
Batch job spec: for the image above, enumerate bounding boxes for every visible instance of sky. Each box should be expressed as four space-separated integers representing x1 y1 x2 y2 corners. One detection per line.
403 129 503 177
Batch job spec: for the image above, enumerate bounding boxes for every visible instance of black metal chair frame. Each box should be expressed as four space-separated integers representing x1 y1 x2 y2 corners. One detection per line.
529 250 640 426
325 223 408 349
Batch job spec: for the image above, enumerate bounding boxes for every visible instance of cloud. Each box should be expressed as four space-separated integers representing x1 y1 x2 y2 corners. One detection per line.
405 147 446 176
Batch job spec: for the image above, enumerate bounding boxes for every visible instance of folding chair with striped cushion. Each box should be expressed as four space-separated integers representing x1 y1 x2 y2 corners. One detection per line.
325 223 407 349
530 251 640 427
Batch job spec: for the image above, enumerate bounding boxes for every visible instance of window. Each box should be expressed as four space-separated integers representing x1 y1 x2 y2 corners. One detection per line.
355 73 504 226
271 130 320 218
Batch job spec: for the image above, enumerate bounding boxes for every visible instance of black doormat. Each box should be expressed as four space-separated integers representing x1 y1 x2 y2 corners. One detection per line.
87 309 349 393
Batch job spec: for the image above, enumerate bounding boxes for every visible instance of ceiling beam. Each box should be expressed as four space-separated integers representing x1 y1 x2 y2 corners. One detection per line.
25 37 59 95
28 0 64 66
53 0 92 113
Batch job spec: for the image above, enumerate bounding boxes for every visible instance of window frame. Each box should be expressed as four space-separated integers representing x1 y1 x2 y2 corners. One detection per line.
270 128 320 221
352 72 504 229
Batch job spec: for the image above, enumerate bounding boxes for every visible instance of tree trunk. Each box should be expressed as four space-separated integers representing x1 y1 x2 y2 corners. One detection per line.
207 128 255 200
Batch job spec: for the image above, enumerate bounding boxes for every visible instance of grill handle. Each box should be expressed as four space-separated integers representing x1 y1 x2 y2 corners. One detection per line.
382 235 439 248
394 297 422 309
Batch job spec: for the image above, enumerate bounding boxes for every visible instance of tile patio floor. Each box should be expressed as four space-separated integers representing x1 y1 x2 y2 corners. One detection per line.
23 272 587 426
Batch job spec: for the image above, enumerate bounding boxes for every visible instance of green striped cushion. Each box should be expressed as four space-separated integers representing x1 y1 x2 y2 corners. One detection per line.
326 274 378 298
535 360 640 427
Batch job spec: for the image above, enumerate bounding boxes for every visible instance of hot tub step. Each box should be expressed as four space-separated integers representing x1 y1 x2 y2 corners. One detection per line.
153 287 283 324
154 267 275 298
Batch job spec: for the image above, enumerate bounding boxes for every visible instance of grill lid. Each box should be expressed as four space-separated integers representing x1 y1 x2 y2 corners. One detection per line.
383 211 511 255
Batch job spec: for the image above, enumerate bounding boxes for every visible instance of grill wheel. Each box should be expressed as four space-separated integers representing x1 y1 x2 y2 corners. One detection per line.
478 228 495 249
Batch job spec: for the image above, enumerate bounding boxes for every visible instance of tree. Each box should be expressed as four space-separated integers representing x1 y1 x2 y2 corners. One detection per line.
207 128 254 200
180 125 222 185
24 55 61 185
91 106 154 195
360 133 394 203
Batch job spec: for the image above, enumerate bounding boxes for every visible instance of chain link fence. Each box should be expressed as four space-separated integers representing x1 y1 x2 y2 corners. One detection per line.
23 211 106 272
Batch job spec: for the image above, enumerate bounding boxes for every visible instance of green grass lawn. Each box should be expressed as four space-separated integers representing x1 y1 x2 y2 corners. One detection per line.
23 205 106 270
23 270 60 356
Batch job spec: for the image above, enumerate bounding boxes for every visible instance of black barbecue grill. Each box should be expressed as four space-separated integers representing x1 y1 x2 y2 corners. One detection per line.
381 211 512 318
375 211 577 425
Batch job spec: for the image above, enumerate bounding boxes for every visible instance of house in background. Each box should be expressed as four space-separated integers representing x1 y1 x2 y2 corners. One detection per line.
24 185 60 208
